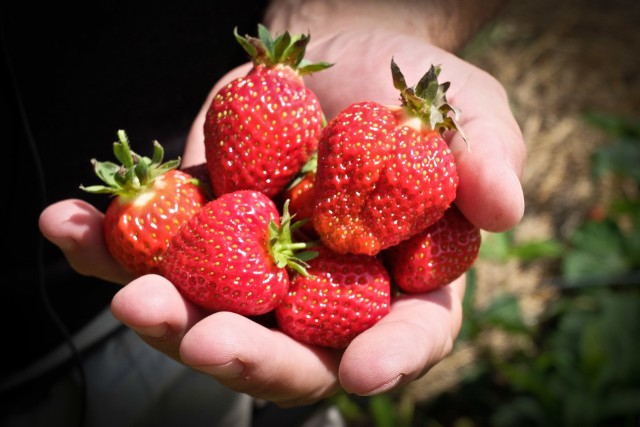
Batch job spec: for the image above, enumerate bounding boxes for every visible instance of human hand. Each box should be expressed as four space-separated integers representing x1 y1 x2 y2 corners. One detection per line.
169 30 525 404
39 28 525 407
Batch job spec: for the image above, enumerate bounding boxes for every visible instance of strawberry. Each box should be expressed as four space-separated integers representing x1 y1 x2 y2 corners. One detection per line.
81 130 208 276
281 152 318 239
312 60 463 256
275 245 391 349
204 24 331 199
159 190 317 316
384 204 481 294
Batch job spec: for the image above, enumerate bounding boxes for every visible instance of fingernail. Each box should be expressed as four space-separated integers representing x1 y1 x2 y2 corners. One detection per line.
135 323 170 339
204 359 245 379
361 374 405 396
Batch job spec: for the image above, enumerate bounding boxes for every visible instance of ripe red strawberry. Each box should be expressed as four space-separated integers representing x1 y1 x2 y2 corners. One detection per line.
282 152 318 239
275 245 391 349
81 130 208 276
204 24 331 199
384 204 481 294
313 60 463 256
159 190 317 316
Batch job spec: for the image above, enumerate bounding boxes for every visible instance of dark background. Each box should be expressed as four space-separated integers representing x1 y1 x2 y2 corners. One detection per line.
1 2 267 382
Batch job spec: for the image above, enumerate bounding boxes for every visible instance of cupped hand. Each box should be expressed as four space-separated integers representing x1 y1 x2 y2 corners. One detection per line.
39 30 525 407
38 197 465 406
177 31 525 403
108 273 464 406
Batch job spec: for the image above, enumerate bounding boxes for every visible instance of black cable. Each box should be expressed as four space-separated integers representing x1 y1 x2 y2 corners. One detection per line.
1 12 88 427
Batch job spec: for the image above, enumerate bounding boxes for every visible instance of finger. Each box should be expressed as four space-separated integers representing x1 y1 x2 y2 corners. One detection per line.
110 274 207 361
38 199 133 285
338 276 465 396
180 312 342 407
447 66 527 232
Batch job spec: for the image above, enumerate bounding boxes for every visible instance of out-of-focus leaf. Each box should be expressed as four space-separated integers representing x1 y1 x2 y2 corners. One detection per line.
459 268 479 341
511 239 565 262
481 294 529 334
583 111 640 139
563 390 598 427
479 231 512 261
592 137 640 181
562 220 630 283
578 318 606 384
490 396 545 427
622 206 640 266
480 231 564 263
331 392 366 424
601 389 640 420
595 292 640 385
369 394 398 427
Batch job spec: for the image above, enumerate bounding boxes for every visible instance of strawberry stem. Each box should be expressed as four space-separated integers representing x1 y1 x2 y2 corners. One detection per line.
234 24 333 76
268 200 318 277
285 151 317 191
391 58 468 146
80 130 182 198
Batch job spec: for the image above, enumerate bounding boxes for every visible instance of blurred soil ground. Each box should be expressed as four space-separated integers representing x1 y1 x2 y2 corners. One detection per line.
406 0 640 402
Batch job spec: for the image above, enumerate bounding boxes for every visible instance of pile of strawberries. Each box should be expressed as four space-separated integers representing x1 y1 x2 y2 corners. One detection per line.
83 25 481 349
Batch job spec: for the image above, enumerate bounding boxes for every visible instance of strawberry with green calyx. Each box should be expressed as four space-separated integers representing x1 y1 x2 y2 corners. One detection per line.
384 204 481 294
204 24 332 199
81 130 208 276
159 190 318 316
275 245 391 349
312 60 462 256
282 151 318 239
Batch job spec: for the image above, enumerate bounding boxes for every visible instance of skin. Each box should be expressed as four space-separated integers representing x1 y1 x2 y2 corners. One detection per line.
39 0 525 408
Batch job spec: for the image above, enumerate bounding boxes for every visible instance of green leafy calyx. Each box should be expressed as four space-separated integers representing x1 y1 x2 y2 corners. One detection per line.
392 58 467 144
286 151 317 191
234 24 332 76
80 130 181 198
268 199 319 277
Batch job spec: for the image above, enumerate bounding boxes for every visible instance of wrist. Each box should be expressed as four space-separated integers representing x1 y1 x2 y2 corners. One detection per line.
264 0 434 47
263 0 507 52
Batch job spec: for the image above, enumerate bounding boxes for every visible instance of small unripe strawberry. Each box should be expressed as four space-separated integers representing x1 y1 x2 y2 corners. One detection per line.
281 152 318 239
